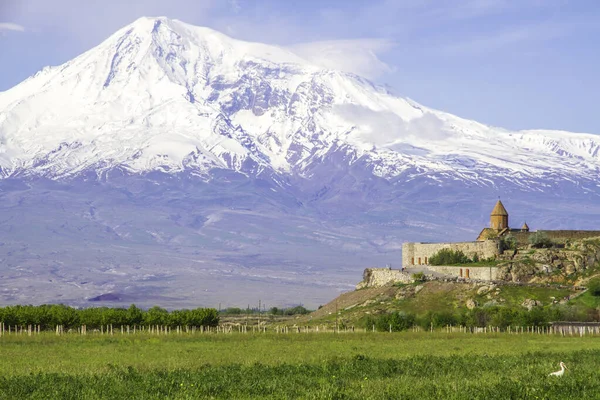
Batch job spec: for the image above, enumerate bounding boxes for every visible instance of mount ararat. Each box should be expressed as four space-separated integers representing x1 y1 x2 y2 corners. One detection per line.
1 17 599 308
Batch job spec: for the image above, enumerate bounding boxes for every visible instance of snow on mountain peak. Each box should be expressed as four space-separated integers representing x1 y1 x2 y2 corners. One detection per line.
0 17 599 185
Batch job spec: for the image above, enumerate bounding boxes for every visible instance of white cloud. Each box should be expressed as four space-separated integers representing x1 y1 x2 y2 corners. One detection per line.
289 39 394 80
0 22 25 32
334 104 450 147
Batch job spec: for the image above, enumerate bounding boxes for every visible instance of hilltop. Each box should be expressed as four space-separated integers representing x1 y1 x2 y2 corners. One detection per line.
300 237 600 329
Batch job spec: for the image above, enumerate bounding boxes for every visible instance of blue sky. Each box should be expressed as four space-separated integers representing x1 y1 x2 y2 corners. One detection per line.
1 0 599 134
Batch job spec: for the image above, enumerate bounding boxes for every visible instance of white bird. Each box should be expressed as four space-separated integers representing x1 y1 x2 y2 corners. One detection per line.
549 362 568 377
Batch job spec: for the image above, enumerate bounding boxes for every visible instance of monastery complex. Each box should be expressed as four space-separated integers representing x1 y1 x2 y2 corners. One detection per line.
401 200 600 268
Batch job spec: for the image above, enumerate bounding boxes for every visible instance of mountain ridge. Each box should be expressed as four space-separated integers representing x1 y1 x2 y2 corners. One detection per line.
1 16 599 185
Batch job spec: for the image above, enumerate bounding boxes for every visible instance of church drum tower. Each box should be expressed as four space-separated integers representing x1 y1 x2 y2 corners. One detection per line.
490 200 509 231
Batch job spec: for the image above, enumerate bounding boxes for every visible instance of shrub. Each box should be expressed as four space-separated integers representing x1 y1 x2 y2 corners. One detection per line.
221 307 244 315
372 312 416 332
283 306 310 315
499 235 517 252
429 249 472 265
529 232 554 248
412 272 426 282
587 279 600 297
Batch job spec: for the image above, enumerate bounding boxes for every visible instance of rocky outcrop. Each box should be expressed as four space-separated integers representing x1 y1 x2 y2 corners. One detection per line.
466 299 478 309
356 268 413 289
497 238 600 283
521 298 543 310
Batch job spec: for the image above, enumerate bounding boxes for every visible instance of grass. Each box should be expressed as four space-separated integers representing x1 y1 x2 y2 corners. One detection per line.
394 282 467 314
569 290 600 309
487 286 574 308
2 333 600 398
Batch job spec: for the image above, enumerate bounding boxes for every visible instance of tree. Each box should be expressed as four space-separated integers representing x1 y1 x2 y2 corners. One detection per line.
144 306 168 326
127 304 144 325
429 249 472 265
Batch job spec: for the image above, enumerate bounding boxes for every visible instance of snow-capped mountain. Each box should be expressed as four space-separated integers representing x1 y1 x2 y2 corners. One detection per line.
0 17 599 309
1 16 599 184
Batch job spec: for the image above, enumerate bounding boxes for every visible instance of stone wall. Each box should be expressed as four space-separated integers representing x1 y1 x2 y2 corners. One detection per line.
540 230 600 244
425 265 502 281
508 230 600 246
356 268 413 289
402 241 500 267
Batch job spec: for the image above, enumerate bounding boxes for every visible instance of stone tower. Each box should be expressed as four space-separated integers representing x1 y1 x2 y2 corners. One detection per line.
490 200 508 230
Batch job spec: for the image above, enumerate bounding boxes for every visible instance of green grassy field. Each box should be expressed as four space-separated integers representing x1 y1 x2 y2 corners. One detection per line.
2 332 600 399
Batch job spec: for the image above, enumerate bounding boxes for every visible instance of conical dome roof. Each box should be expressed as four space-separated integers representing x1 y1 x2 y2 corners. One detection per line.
522 222 529 230
491 200 508 216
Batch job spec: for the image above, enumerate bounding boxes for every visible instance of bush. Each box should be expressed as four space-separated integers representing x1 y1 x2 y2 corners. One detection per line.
412 272 426 282
499 235 517 252
371 312 416 332
429 249 472 265
529 232 554 248
587 279 600 296
283 306 311 315
221 307 244 315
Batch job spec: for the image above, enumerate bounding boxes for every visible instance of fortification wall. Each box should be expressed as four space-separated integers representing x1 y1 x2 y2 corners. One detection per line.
509 232 531 245
539 230 600 243
402 241 499 267
508 230 600 246
425 265 501 281
356 268 413 289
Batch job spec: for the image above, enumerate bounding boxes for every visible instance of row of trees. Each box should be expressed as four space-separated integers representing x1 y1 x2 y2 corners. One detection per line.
218 305 311 316
269 306 311 316
0 304 219 330
362 305 597 332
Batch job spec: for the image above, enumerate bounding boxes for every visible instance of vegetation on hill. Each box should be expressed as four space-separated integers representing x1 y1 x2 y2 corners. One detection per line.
301 280 596 330
362 305 573 332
